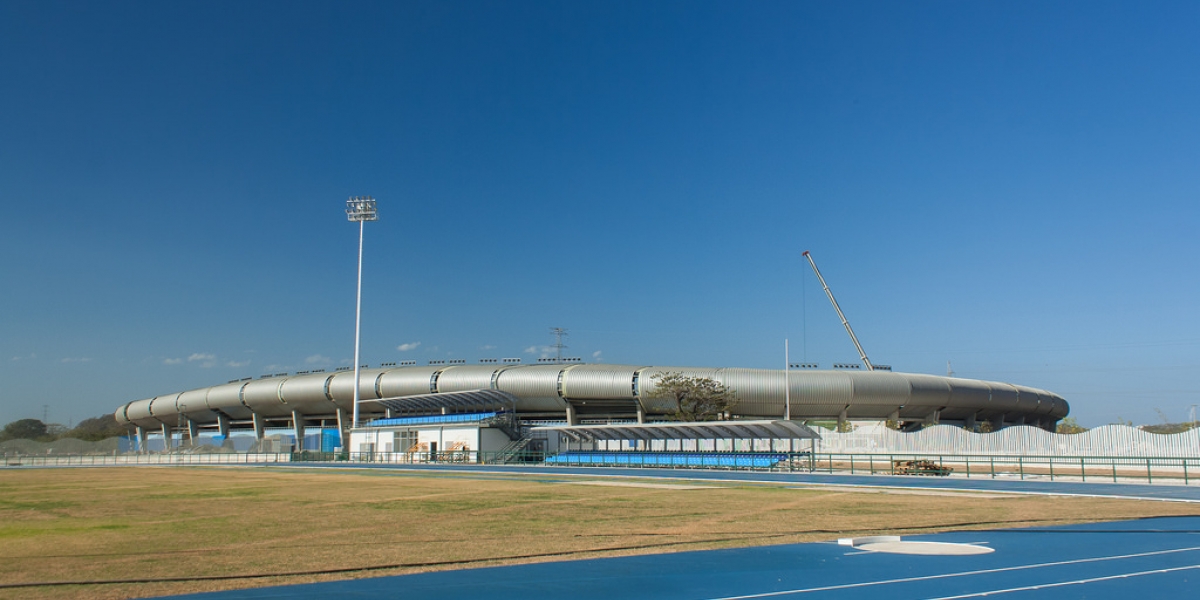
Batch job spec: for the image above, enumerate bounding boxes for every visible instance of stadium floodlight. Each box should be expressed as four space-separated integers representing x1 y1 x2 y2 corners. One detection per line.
346 196 378 434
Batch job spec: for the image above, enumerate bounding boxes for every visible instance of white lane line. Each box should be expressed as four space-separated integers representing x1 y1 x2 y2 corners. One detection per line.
925 563 1200 599
703 545 1200 600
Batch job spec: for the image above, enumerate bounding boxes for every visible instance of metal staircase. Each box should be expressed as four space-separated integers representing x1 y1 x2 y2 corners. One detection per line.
493 437 536 464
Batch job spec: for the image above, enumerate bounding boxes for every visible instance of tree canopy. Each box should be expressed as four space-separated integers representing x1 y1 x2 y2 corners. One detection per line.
1 418 48 441
66 414 128 441
648 372 738 421
1055 417 1088 434
1 414 129 443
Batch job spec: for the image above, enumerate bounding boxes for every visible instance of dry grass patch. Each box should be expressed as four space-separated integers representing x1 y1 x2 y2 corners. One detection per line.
0 466 1197 599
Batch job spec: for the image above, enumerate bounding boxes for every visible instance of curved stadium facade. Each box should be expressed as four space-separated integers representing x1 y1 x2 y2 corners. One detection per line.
115 363 1068 442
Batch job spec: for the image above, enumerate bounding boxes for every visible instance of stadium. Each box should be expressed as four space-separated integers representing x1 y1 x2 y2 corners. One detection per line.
114 362 1068 456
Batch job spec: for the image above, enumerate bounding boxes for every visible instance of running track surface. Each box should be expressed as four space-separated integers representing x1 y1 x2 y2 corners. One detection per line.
166 516 1200 599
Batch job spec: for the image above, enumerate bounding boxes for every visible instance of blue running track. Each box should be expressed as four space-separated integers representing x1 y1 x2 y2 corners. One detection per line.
165 516 1200 599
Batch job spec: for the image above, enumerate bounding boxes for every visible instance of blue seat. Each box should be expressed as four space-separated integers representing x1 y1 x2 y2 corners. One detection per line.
546 451 787 469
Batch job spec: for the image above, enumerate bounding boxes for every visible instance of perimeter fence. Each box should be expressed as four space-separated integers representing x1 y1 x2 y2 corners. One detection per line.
1 452 292 467
800 452 1200 485
5 449 1200 486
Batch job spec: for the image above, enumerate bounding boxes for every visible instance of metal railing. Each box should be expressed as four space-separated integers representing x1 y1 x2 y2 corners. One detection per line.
2 452 293 467
798 453 1200 485
6 450 1199 486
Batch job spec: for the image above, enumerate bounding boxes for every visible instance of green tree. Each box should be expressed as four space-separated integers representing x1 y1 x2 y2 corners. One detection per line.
2 419 48 441
1055 417 1088 434
649 372 738 421
62 414 129 441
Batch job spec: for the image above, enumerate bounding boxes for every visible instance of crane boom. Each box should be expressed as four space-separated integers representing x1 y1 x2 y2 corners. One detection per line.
802 250 875 371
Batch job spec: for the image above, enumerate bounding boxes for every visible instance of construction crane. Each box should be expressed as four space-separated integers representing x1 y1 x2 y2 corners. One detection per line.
802 250 875 371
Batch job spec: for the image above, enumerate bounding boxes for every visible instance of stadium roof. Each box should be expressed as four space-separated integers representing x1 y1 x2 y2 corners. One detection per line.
366 389 518 415
533 420 820 441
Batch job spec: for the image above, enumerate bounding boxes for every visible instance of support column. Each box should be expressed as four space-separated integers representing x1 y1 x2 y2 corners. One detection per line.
185 417 198 446
216 413 230 438
336 408 348 450
161 423 171 450
565 403 577 426
991 415 1005 431
135 426 147 453
636 404 645 424
252 413 265 440
292 410 306 452
837 406 848 432
965 412 977 432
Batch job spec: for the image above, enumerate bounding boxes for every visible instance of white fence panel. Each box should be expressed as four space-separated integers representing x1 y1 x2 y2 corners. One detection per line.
817 425 1200 457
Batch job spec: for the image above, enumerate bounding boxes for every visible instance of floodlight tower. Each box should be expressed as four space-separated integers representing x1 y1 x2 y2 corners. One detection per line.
347 196 378 431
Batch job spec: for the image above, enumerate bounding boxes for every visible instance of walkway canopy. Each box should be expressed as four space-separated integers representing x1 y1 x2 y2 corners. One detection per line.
533 420 820 442
362 389 519 416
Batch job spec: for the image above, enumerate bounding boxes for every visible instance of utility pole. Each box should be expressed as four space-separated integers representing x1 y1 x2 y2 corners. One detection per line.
550 328 568 364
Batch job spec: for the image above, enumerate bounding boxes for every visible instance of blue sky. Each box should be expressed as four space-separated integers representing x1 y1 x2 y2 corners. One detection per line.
2 1 1198 428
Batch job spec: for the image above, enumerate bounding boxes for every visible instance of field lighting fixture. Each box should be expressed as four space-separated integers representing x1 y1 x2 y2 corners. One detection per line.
347 196 378 434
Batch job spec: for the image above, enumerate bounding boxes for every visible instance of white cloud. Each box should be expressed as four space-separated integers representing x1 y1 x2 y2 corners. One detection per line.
12 353 36 361
524 345 553 358
479 344 496 351
305 354 331 364
592 350 603 361
396 342 421 352
163 357 183 365
187 353 217 368
60 357 92 363
226 360 250 368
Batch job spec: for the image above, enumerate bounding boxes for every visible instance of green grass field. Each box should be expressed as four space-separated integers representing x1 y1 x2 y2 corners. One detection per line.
2 466 1198 599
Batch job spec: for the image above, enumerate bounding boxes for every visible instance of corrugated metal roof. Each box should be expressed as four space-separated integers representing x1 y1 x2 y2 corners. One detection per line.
535 420 820 441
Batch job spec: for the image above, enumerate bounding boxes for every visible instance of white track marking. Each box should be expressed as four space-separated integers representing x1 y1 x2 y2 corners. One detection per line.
703 545 1200 599
925 563 1200 599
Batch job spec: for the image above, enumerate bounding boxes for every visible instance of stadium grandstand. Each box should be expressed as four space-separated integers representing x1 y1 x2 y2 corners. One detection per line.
114 362 1068 460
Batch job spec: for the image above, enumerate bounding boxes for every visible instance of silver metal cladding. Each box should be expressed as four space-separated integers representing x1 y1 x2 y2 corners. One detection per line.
114 403 131 426
146 393 182 425
123 398 159 428
716 368 784 417
205 381 254 420
377 366 441 398
789 371 854 408
434 365 504 393
559 364 639 400
493 365 570 412
279 374 343 415
117 363 1068 431
176 388 218 421
239 378 290 418
324 368 385 405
